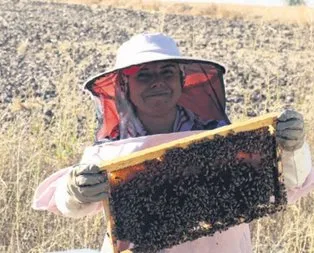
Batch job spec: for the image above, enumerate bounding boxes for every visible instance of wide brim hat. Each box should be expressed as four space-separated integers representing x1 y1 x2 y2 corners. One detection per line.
83 33 229 141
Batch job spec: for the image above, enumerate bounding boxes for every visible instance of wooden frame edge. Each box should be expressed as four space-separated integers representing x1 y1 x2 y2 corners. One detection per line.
100 112 278 173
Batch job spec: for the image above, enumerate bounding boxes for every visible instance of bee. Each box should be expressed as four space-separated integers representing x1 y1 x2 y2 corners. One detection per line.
109 127 287 252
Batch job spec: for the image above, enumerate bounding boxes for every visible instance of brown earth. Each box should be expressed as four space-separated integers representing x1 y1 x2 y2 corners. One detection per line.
0 0 313 252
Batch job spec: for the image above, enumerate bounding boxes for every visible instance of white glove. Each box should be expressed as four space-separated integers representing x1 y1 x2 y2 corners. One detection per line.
276 109 305 151
67 164 109 204
276 110 312 189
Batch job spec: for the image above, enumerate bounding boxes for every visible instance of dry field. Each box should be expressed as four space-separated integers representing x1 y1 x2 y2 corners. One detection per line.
0 0 314 252
51 0 314 24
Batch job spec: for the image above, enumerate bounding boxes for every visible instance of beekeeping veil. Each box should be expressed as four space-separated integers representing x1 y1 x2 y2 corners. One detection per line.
83 33 230 142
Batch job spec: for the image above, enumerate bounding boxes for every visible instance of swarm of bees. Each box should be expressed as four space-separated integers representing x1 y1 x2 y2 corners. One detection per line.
108 127 287 253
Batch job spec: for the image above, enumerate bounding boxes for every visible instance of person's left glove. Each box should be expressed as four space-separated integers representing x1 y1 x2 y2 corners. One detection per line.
276 109 305 151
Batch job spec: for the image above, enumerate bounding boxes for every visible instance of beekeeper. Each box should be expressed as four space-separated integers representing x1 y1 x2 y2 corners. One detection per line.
33 33 314 253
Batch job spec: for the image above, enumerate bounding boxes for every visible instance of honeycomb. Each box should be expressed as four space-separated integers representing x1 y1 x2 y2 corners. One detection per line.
107 126 287 253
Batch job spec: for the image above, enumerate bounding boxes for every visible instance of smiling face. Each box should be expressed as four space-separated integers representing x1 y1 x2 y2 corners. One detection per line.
127 61 182 117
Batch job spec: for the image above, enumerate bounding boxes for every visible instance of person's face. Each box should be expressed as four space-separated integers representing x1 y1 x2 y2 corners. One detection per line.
127 61 182 117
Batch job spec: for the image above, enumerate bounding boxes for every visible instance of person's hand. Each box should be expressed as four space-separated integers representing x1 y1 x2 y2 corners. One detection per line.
67 164 109 204
276 109 305 151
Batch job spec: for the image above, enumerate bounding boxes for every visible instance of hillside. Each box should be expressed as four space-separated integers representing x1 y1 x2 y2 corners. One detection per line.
0 0 313 252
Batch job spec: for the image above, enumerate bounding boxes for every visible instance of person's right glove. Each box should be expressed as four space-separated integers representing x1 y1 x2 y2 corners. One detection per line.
67 164 109 204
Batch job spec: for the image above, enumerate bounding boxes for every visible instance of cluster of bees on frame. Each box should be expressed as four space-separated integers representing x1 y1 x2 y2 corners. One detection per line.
109 127 288 253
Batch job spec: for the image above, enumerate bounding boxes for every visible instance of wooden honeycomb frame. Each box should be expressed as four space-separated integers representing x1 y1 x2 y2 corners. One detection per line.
99 112 285 253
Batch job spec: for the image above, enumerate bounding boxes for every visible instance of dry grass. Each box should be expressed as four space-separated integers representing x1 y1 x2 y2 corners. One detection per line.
46 0 314 24
0 64 106 252
1 1 314 253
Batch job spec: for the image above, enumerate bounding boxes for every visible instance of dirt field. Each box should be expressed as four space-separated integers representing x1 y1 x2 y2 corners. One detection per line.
0 0 313 252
